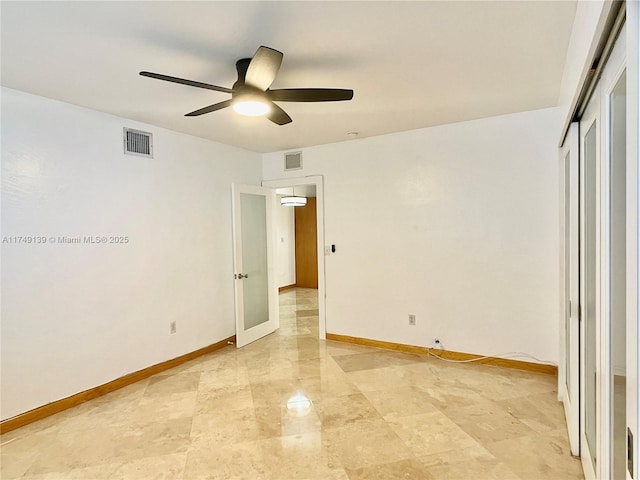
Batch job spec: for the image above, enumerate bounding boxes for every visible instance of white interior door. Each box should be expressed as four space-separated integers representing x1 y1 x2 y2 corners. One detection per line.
575 23 627 480
599 24 627 480
560 122 581 456
232 184 278 348
580 86 601 480
626 4 639 479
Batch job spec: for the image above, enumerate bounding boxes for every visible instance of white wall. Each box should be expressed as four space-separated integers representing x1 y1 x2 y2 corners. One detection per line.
264 107 562 363
0 88 262 420
275 195 296 288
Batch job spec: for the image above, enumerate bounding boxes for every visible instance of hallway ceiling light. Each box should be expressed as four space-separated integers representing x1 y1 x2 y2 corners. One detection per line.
280 196 307 207
280 186 307 207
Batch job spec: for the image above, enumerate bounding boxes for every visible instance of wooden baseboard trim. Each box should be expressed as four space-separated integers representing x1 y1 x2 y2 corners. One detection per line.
278 284 297 292
325 333 557 376
0 335 236 435
326 333 428 356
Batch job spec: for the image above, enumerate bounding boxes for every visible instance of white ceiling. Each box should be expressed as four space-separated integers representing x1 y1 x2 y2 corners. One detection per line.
1 1 576 153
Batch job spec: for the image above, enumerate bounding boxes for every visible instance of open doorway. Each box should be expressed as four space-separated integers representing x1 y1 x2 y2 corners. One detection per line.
262 176 327 339
274 184 318 291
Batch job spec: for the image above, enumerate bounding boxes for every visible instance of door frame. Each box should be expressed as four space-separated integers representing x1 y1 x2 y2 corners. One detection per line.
262 175 327 340
626 3 639 478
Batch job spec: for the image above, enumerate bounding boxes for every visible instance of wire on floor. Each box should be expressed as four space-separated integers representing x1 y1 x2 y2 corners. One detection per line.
426 347 558 367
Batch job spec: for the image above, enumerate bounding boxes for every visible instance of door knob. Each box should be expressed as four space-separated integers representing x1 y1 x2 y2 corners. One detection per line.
236 273 249 279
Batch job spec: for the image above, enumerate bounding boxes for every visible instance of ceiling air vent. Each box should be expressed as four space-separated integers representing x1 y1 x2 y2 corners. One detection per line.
284 151 302 171
123 128 153 158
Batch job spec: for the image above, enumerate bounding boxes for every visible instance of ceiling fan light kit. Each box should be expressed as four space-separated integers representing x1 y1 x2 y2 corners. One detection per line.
140 46 354 125
233 100 270 116
231 84 271 116
232 96 271 116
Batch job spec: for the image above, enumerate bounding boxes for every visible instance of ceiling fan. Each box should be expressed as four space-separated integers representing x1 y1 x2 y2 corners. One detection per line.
140 46 354 125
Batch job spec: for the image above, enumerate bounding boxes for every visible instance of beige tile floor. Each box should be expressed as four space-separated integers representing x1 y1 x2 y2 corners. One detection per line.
1 288 583 480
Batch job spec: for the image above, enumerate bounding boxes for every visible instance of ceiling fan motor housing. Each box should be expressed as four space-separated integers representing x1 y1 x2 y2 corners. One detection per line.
233 58 252 90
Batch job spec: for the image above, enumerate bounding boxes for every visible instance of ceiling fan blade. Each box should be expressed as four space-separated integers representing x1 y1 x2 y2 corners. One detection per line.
266 102 292 125
185 99 233 117
268 88 354 102
245 46 283 91
140 71 233 94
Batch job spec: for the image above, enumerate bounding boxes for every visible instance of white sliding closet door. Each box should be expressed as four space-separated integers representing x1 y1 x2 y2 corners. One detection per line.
560 122 580 457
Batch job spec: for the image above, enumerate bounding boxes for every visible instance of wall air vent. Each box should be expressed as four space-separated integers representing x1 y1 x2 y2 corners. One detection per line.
123 128 153 158
284 151 302 171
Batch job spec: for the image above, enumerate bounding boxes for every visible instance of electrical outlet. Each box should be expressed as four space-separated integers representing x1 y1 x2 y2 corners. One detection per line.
408 314 416 326
170 321 177 334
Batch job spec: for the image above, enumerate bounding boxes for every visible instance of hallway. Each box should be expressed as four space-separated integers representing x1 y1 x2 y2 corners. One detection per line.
1 288 583 479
